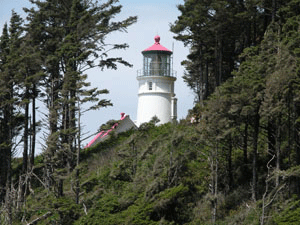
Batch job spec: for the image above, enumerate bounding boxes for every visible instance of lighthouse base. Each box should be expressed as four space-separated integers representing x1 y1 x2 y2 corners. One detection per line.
136 92 173 127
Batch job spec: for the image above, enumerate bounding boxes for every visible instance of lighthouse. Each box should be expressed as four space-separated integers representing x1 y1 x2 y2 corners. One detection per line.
136 35 177 126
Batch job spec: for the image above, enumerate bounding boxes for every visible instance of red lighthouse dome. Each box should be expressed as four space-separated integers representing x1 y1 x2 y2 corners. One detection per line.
142 35 172 54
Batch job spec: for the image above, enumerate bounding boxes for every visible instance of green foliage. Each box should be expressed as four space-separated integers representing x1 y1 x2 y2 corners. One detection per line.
15 123 202 224
99 119 118 131
274 199 300 224
8 115 300 225
170 0 287 102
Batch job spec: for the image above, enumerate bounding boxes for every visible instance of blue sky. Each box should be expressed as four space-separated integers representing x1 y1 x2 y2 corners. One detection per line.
1 0 194 153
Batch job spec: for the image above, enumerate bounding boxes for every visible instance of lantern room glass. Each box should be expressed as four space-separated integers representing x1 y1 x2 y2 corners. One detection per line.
143 53 171 76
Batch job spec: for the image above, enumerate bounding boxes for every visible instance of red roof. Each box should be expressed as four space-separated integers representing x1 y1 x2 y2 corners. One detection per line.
142 35 172 54
84 113 127 148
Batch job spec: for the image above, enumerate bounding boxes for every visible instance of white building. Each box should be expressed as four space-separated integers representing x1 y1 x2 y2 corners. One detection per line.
136 35 177 126
85 113 137 148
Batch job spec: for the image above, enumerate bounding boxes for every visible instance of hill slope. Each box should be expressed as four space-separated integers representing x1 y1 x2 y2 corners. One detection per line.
13 121 300 224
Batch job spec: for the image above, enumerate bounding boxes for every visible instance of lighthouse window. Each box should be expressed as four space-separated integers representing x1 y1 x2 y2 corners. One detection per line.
149 82 153 90
143 54 171 76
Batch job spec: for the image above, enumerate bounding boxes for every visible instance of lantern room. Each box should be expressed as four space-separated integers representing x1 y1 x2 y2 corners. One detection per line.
137 35 175 77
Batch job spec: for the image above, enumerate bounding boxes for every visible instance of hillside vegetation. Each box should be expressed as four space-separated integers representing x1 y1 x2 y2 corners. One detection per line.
8 120 300 224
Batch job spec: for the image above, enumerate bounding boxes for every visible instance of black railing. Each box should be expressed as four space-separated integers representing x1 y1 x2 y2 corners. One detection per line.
137 69 177 78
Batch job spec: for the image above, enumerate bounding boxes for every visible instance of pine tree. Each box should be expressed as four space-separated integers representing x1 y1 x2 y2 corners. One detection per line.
170 0 290 104
0 10 28 219
24 0 137 198
0 23 11 204
6 10 29 207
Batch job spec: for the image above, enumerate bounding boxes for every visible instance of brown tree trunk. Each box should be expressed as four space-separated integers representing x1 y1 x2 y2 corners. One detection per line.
243 122 248 164
211 142 218 224
75 99 81 204
20 96 29 204
228 135 233 191
275 118 281 187
30 88 36 168
5 150 12 225
252 109 260 201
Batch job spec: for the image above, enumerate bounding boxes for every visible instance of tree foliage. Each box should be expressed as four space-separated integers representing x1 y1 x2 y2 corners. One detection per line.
0 0 136 221
171 0 290 103
187 0 300 223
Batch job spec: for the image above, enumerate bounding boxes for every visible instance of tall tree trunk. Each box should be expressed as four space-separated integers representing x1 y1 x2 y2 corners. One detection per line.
5 153 12 225
228 135 233 191
268 120 276 157
243 121 248 164
50 69 59 135
275 117 281 187
45 67 60 191
215 32 223 87
30 87 36 168
70 88 76 170
287 88 292 197
199 46 204 104
252 108 260 201
205 58 209 99
211 142 218 224
294 103 300 196
253 10 257 46
20 96 29 204
0 111 10 201
272 0 276 22
6 101 12 220
218 39 223 86
75 98 80 204
23 99 29 173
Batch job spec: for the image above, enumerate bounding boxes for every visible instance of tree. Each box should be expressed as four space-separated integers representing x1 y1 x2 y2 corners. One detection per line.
0 23 11 204
0 10 29 221
6 10 31 207
171 0 289 104
25 0 137 198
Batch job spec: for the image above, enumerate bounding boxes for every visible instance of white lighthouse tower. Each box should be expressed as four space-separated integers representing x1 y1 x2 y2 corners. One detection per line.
136 35 177 126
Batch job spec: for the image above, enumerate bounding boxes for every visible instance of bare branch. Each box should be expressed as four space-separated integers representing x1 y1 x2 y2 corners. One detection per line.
26 211 52 225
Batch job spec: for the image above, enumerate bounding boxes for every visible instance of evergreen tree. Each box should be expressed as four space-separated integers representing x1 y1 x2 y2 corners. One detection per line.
24 0 137 197
0 11 28 220
171 0 290 104
0 23 11 204
6 10 29 207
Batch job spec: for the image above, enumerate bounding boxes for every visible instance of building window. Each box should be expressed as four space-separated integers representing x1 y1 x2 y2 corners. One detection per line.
149 82 153 90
